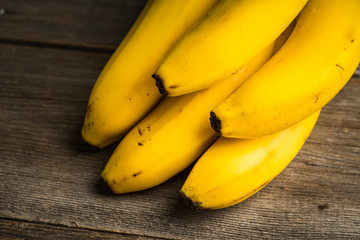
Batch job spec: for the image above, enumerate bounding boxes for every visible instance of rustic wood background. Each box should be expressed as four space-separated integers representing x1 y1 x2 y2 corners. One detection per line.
0 1 359 239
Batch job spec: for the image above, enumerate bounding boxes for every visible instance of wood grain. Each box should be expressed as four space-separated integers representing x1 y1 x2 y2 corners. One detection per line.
0 218 160 240
0 0 359 239
0 0 147 50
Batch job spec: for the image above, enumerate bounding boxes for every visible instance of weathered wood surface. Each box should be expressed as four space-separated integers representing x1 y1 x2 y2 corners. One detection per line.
0 1 359 239
0 0 146 50
0 219 159 240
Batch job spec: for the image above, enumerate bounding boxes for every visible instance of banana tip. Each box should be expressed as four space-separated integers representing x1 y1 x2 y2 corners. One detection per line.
210 111 221 135
180 190 202 210
152 73 168 95
96 177 115 195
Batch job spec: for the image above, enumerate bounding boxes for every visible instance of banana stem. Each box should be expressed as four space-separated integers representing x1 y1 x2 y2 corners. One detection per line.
210 111 221 135
152 74 168 95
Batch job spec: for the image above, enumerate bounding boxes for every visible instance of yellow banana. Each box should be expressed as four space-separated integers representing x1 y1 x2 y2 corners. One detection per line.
211 0 360 139
82 0 219 148
181 110 320 210
153 0 308 96
101 43 275 194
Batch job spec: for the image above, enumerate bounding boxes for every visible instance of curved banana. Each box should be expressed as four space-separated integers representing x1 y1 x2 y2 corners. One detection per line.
152 0 308 96
181 110 320 210
211 0 360 139
82 0 219 148
101 43 275 194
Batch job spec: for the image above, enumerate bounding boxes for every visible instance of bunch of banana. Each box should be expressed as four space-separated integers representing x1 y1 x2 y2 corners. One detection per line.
82 0 219 148
153 0 308 96
181 110 320 210
101 18 295 194
209 0 360 139
84 0 360 210
101 43 275 194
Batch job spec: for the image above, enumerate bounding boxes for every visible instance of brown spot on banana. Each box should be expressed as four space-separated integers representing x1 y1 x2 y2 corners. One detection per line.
335 64 345 71
169 84 179 89
85 103 93 119
314 95 319 104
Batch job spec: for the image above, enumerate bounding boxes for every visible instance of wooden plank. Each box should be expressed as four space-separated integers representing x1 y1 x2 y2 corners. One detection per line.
0 0 147 50
0 218 161 240
0 43 359 239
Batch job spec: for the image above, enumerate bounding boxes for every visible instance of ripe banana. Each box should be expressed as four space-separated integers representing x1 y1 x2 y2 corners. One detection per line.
181 110 321 210
82 0 219 148
152 0 308 96
211 0 360 139
101 43 275 194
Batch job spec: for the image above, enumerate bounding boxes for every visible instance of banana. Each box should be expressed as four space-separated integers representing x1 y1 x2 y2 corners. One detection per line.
180 110 320 210
211 0 360 139
82 0 219 148
152 0 308 96
101 43 275 194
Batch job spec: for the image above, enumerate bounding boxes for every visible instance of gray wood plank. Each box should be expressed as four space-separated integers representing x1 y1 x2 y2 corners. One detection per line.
0 0 147 50
0 44 359 239
0 218 162 240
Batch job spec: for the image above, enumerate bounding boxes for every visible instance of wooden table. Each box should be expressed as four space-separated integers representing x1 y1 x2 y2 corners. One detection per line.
1 1 359 239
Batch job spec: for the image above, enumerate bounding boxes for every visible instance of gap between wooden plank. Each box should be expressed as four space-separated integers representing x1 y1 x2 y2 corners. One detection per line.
0 38 115 54
0 217 171 240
